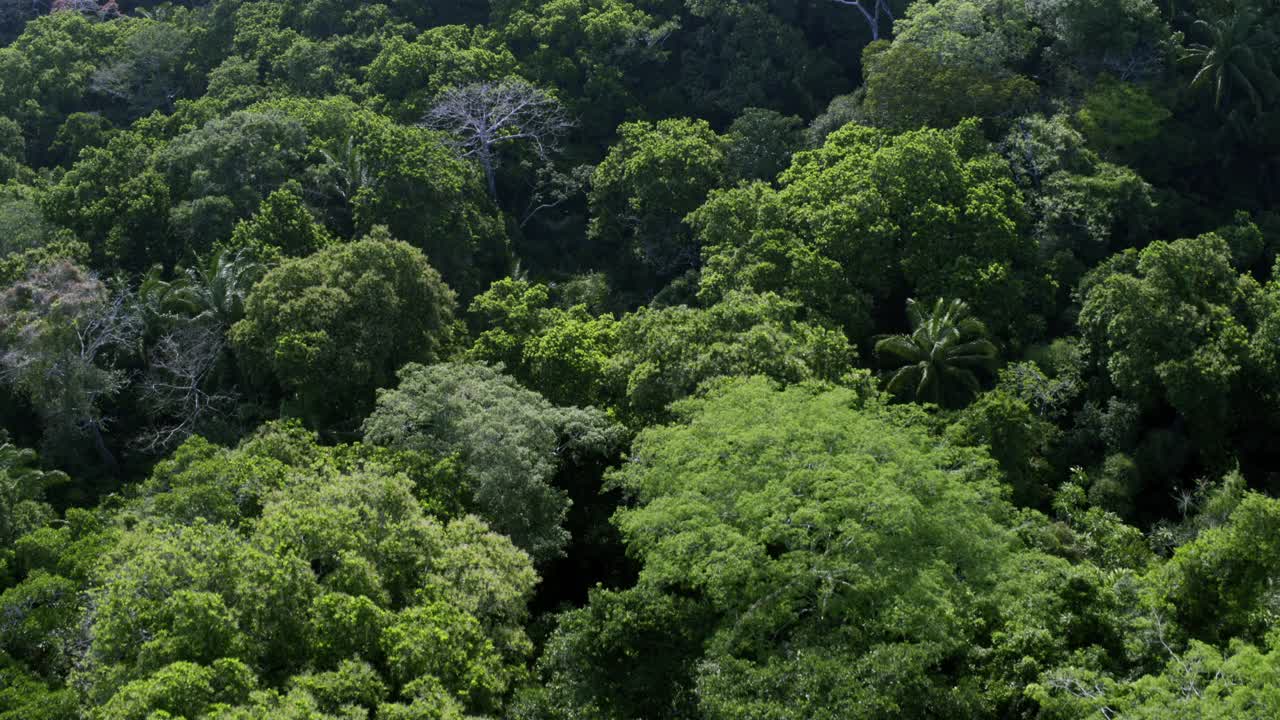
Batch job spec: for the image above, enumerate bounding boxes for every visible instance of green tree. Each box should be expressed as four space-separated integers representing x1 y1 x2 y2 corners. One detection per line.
90 18 194 120
363 361 623 563
168 248 266 331
588 118 727 287
1073 77 1172 160
0 184 74 261
0 443 64 557
859 0 1039 131
365 25 518 122
0 117 26 183
230 230 457 430
0 653 79 720
1077 234 1256 463
266 96 508 296
158 109 310 250
42 128 173 271
225 1 341 97
45 421 538 718
536 378 1028 718
522 584 713 719
48 111 117 166
94 659 257 720
225 182 334 263
45 95 507 289
608 291 856 424
79 521 314 707
1032 639 1280 720
999 113 1155 313
1184 9 1279 115
689 181 862 335
723 107 804 183
875 298 998 408
466 278 620 408
1030 0 1171 79
694 120 1046 342
949 383 1060 507
493 0 674 141
77 472 534 717
1151 489 1280 646
676 1 847 123
130 421 465 534
0 12 122 158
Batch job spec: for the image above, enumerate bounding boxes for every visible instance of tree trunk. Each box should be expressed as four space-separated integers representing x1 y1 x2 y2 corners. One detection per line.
483 157 498 200
88 420 118 471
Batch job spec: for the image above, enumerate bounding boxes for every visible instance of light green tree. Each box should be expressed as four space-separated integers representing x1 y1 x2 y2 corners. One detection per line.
363 361 623 563
608 291 856 424
534 377 1033 718
694 120 1046 343
0 443 63 550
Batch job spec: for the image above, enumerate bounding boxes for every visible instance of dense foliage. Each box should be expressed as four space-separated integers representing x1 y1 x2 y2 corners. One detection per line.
2 0 1280 717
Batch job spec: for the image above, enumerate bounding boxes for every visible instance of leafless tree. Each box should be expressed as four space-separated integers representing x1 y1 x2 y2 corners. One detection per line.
50 0 118 17
135 320 237 453
829 0 895 41
129 249 261 453
423 79 573 199
0 261 142 468
1100 42 1165 82
1041 669 1117 720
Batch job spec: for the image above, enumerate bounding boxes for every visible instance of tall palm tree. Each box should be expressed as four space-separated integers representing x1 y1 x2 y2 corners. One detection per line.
1184 11 1279 115
875 298 997 408
172 248 266 329
138 249 265 329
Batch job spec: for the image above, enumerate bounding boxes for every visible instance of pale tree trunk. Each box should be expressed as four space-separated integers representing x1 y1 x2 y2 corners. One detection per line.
830 0 895 42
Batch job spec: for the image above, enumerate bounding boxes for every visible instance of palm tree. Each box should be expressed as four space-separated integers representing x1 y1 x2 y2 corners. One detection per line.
308 135 373 233
137 248 265 329
133 250 265 452
0 443 67 545
172 248 266 329
875 298 997 408
1184 11 1279 115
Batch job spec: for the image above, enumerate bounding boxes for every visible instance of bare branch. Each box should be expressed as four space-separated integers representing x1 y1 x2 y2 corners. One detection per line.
519 163 592 229
0 261 141 467
423 79 574 199
134 320 237 454
829 0 895 41
1043 671 1118 720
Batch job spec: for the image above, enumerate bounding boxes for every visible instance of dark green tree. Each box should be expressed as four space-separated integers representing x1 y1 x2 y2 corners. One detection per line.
875 298 998 408
230 229 457 430
588 118 727 288
1184 10 1279 114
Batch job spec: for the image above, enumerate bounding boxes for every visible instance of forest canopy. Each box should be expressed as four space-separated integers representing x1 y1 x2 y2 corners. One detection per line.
3 0 1280 718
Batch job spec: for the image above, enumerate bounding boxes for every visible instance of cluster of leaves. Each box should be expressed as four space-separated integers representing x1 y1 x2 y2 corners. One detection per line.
3 0 1280 718
2 422 543 719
